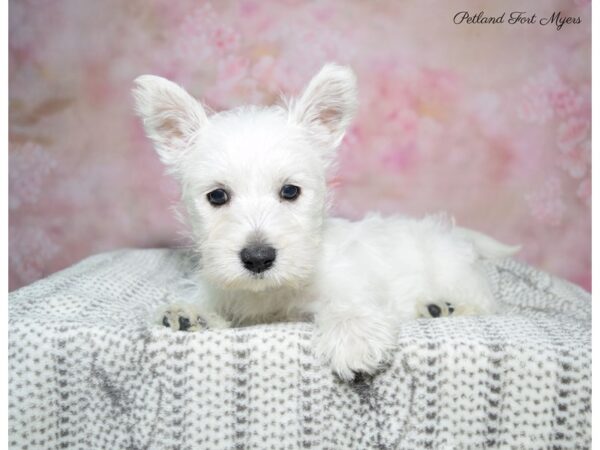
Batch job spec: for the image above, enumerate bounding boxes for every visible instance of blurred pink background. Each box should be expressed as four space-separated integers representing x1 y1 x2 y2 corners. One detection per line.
9 0 591 291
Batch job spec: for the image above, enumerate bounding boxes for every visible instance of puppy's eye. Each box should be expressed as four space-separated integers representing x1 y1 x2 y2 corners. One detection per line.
207 188 229 206
280 184 301 201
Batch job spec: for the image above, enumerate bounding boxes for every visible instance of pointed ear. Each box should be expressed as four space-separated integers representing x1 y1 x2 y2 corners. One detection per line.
290 64 358 148
132 75 207 168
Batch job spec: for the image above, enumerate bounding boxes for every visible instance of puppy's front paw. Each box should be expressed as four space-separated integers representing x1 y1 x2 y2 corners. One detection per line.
158 303 230 331
327 339 391 382
315 321 395 381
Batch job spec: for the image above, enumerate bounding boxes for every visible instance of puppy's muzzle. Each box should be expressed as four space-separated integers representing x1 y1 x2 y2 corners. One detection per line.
240 245 277 274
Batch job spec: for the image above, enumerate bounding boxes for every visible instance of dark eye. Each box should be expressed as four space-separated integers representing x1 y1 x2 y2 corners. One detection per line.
280 184 301 201
206 188 229 206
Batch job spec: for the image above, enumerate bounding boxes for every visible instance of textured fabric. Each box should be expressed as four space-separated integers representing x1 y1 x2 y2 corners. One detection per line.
9 249 591 449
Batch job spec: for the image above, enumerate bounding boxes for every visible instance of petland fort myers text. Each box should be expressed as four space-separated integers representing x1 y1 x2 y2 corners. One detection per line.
453 11 581 31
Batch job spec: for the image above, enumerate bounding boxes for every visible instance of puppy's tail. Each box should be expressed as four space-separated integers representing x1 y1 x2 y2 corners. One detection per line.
455 227 521 260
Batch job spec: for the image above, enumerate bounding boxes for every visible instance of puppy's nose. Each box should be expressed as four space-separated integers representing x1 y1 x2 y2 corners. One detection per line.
240 245 277 274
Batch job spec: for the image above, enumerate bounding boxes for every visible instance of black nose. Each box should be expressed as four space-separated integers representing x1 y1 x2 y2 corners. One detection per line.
240 245 277 274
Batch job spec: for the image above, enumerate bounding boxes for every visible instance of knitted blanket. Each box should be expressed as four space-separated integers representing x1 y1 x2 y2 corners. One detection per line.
9 249 591 449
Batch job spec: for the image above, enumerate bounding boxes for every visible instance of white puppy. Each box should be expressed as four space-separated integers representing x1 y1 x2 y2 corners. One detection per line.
133 64 518 381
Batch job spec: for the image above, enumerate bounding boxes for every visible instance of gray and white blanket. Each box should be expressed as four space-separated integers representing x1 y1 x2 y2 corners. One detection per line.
9 249 591 449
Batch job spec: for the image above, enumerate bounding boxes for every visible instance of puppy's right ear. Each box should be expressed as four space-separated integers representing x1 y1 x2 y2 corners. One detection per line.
132 75 207 168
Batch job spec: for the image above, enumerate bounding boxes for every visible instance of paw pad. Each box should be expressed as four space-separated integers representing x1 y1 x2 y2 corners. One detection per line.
178 316 191 331
422 302 455 318
427 304 441 318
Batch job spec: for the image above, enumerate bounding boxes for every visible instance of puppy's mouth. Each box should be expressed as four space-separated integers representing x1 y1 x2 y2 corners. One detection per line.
233 268 282 292
242 264 274 278
249 272 267 280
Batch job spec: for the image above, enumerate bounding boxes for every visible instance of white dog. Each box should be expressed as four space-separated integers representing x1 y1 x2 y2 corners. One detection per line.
133 64 518 381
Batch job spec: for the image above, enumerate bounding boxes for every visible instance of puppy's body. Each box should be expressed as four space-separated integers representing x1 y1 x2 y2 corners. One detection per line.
134 64 517 380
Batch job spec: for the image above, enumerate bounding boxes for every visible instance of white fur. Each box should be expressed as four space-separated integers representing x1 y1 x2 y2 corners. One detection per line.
133 64 518 381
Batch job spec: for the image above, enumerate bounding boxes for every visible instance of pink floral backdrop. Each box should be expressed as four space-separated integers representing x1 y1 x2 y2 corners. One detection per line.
9 0 591 291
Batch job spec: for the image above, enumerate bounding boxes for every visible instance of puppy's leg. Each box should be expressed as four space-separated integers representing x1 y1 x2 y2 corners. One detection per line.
415 262 495 319
313 298 397 381
157 282 230 331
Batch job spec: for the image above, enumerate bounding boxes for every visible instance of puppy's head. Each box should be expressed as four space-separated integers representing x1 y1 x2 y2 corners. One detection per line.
133 64 357 291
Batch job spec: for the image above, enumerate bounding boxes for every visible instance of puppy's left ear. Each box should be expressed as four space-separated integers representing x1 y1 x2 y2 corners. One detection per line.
290 63 358 149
